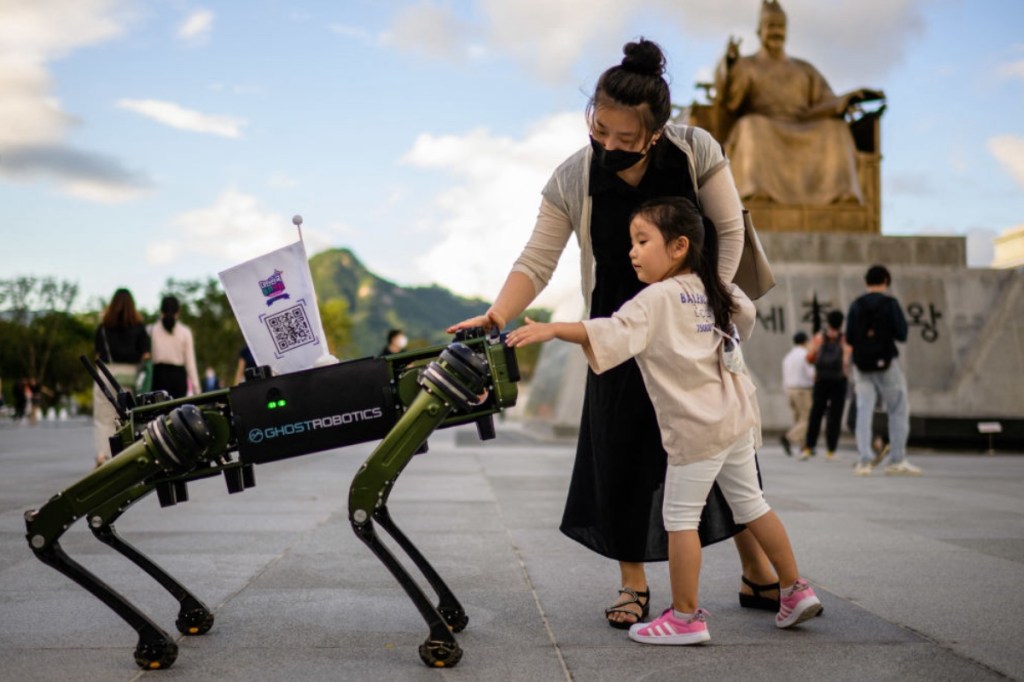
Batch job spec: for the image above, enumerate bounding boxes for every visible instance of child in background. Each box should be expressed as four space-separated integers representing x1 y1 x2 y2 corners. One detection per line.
506 196 821 644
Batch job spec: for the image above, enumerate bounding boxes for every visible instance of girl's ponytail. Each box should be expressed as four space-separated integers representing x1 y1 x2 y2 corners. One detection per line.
696 215 736 334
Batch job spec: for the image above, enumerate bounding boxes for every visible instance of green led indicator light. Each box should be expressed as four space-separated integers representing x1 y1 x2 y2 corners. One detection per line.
266 387 286 409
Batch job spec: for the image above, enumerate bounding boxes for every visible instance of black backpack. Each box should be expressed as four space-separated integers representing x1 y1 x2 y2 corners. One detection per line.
814 332 845 380
852 297 895 372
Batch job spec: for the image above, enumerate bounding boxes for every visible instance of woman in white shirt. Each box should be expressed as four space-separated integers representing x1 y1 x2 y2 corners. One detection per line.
149 295 200 398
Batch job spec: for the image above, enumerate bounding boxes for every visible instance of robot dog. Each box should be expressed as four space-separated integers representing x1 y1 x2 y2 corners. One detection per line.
24 328 519 670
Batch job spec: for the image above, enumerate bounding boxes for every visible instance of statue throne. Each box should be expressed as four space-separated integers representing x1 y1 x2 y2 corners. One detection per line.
678 83 886 233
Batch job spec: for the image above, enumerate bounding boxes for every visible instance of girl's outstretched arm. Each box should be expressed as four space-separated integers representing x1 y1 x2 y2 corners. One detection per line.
505 317 590 351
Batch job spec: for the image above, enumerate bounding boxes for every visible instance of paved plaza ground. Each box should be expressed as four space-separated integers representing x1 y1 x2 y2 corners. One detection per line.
1 416 1022 681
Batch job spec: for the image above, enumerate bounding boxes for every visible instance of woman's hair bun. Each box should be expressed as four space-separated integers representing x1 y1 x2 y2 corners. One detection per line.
620 38 665 77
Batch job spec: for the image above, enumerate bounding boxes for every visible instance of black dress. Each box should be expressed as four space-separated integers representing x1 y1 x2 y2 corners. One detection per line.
558 139 745 562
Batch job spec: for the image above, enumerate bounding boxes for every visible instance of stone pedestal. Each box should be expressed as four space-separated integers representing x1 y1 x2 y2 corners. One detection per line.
748 201 876 233
758 232 965 266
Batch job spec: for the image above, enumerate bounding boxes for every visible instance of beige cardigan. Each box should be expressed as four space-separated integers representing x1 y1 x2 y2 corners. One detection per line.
510 124 745 314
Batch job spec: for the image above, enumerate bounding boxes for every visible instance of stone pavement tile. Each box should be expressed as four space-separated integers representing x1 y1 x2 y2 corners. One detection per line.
758 459 1024 678
480 432 1024 681
4 420 1024 681
1 651 153 682
560 642 1009 682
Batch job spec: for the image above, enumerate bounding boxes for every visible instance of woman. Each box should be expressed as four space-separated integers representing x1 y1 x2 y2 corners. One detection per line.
94 288 150 466
449 38 779 627
149 295 200 399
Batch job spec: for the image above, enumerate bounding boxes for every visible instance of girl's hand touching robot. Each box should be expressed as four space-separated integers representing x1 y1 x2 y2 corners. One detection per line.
504 317 554 348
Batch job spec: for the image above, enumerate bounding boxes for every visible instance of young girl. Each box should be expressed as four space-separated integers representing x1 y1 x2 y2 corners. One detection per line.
506 196 822 644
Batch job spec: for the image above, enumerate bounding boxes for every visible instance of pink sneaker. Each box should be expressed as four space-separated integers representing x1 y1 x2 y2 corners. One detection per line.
776 579 823 628
628 607 710 645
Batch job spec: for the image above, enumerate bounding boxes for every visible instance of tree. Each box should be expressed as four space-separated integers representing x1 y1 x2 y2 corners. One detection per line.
319 297 356 360
0 277 85 396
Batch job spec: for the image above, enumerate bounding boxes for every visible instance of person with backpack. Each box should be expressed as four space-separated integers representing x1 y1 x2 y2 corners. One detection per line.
801 310 850 461
846 265 920 476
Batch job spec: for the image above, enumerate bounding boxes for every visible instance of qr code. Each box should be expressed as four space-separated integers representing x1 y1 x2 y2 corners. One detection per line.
265 304 317 354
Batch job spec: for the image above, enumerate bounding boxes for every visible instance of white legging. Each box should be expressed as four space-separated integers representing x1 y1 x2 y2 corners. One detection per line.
663 430 771 531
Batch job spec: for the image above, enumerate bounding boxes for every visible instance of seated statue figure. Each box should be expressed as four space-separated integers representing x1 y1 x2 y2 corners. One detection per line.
713 0 884 205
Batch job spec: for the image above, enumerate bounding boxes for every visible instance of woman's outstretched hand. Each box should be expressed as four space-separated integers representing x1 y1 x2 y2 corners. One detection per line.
446 309 506 334
504 317 554 348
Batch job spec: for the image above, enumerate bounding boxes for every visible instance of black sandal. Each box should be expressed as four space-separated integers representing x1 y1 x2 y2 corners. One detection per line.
738 576 780 611
605 587 650 629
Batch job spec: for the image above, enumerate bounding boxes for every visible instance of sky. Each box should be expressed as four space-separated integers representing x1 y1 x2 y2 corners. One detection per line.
1 0 1022 316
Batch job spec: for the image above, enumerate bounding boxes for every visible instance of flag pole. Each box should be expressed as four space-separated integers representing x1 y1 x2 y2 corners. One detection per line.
289 213 337 367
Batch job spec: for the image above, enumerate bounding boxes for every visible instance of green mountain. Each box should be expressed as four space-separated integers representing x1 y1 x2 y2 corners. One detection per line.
309 248 491 356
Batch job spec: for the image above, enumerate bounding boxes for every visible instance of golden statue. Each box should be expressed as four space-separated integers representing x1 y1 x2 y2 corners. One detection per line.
713 0 884 206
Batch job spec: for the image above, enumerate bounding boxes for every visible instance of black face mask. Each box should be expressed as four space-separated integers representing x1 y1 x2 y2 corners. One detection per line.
590 136 647 172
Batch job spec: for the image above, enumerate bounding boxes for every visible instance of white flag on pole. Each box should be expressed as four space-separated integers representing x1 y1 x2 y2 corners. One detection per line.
218 240 329 375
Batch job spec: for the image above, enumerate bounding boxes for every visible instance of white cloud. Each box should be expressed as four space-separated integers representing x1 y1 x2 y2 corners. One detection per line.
988 134 1024 188
0 0 130 59
480 0 633 83
0 0 143 201
400 112 587 309
267 172 298 188
784 0 924 87
997 59 1024 80
148 189 332 266
328 23 383 47
0 60 75 147
177 9 214 43
117 98 246 138
371 0 923 87
63 177 147 203
385 1 469 59
651 0 925 88
206 82 264 96
375 0 926 88
0 0 131 144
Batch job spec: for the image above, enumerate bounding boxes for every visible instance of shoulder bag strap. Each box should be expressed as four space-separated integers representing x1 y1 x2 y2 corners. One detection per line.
100 327 113 363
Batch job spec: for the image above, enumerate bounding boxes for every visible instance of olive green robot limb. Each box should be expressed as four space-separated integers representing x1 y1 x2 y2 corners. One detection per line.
85 459 251 642
24 406 216 670
88 481 217 639
349 342 491 669
85 398 243 642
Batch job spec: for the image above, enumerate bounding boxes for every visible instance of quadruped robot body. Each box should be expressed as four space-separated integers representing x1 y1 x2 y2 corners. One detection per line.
24 328 519 670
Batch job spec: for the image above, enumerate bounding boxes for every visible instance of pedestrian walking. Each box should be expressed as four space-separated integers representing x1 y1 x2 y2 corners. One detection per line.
779 331 814 456
847 265 920 476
